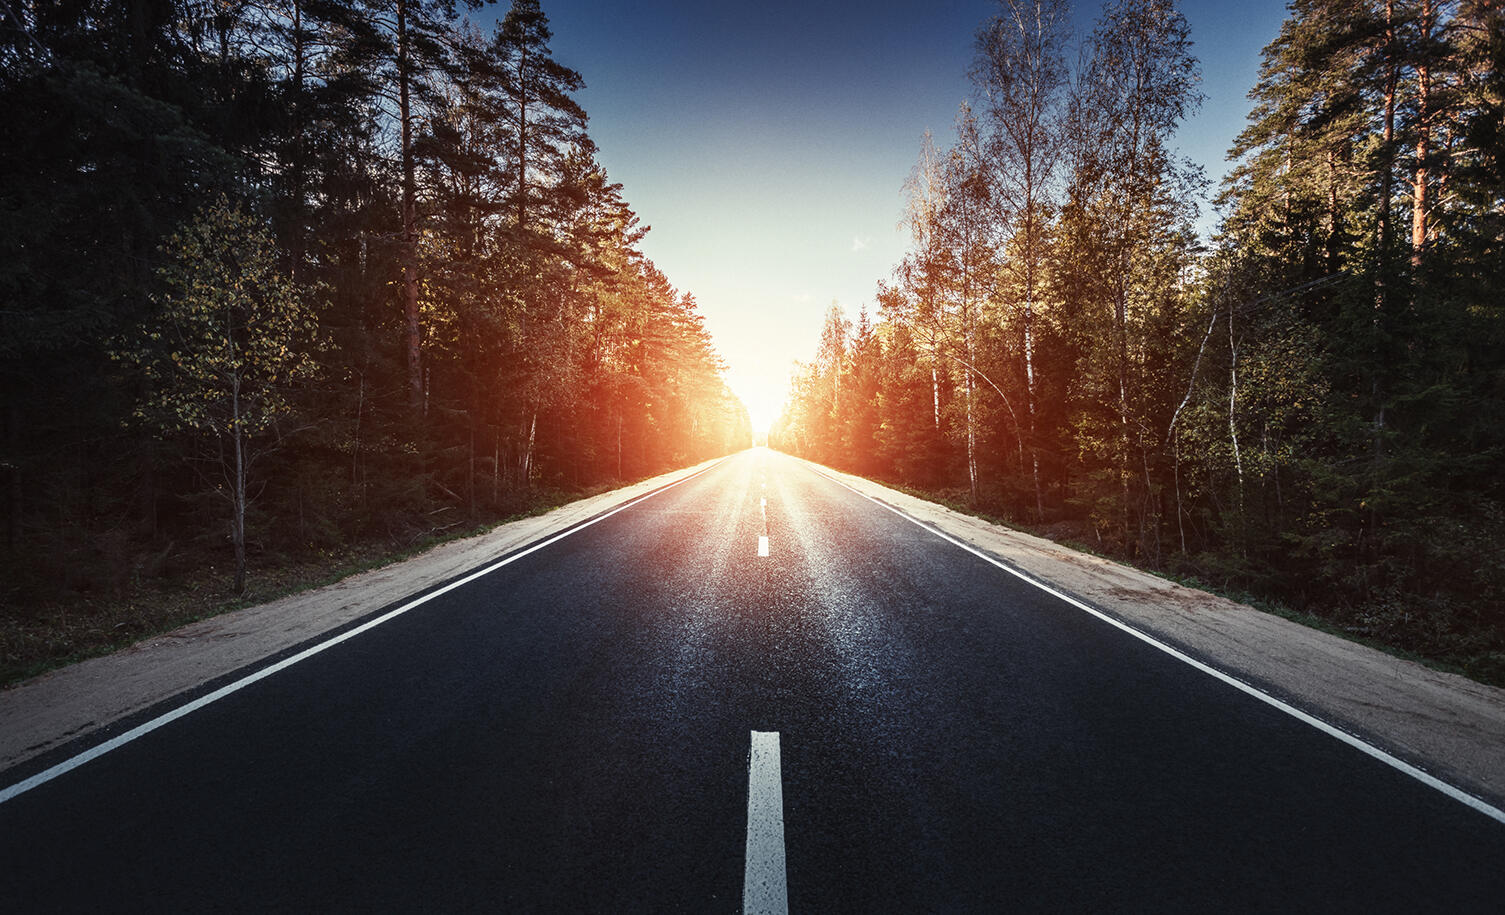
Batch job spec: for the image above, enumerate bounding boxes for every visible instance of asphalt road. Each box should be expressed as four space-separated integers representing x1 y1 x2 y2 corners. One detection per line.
3 448 1504 912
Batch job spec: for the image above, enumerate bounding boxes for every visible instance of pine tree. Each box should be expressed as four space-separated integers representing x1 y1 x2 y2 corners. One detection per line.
844 308 885 476
367 0 486 410
487 0 589 481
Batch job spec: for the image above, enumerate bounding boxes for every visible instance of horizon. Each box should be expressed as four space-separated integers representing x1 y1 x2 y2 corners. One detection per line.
528 0 1293 434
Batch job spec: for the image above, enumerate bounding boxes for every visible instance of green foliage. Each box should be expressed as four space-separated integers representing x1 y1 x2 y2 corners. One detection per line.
773 0 1505 676
116 201 324 439
1 0 748 608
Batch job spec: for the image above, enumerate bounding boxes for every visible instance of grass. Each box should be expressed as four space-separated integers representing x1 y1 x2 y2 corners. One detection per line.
0 482 617 689
7 459 1501 692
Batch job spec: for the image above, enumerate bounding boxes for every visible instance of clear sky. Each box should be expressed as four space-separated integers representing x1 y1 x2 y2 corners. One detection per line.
480 0 1293 435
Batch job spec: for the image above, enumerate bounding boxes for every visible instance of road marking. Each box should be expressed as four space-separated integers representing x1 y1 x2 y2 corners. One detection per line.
0 457 733 807
744 731 789 915
758 535 770 557
809 462 1505 828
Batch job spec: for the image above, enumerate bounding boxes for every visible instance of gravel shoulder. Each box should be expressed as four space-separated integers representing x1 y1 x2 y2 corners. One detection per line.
807 458 1505 813
5 450 1503 817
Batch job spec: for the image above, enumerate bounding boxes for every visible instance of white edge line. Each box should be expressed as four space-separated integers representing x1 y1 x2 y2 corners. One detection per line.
0 457 730 806
808 463 1505 827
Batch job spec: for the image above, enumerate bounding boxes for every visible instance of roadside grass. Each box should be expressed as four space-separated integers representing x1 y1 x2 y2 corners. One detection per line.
7 460 1501 692
0 483 619 689
880 481 1505 690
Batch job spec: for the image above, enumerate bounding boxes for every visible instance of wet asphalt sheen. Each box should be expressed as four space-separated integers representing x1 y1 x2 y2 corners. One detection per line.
3 449 1504 912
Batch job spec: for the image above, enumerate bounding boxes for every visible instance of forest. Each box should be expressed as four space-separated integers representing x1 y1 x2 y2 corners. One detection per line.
771 0 1505 683
0 0 750 675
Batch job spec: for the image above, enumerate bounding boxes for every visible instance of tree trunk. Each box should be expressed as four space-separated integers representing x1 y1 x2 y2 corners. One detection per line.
289 0 307 281
965 370 978 505
4 388 21 552
1116 288 1132 550
930 363 940 430
1410 0 1435 266
351 373 364 487
398 0 423 412
1024 221 1044 522
232 375 247 596
1228 303 1245 522
1326 146 1341 271
1378 0 1397 280
518 409 537 488
516 46 529 232
492 410 502 506
1171 297 1220 555
467 413 477 518
1374 0 1398 457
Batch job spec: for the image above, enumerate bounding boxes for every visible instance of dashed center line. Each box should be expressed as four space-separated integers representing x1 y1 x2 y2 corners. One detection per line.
758 489 770 557
743 731 788 915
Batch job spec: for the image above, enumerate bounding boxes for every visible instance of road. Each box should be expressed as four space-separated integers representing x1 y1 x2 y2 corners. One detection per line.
2 448 1503 912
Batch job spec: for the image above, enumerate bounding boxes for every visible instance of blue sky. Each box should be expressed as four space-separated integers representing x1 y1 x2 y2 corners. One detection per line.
479 0 1293 432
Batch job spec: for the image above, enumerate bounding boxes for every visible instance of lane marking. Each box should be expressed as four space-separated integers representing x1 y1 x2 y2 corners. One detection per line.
758 535 770 557
807 463 1505 827
744 731 789 915
0 457 734 806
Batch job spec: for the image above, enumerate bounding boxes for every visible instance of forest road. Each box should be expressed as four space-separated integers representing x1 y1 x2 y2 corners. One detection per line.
2 447 1503 912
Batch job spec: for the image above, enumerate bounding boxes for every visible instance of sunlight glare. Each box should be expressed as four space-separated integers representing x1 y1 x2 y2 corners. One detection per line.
727 371 783 443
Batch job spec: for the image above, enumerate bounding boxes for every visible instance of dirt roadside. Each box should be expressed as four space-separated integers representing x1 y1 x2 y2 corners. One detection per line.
808 459 1505 814
4 451 1503 817
0 457 724 776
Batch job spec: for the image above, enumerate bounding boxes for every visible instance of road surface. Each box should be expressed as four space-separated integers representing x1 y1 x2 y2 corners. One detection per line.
3 448 1503 911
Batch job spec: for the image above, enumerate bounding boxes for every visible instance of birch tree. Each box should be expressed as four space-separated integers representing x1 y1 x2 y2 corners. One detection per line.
898 129 950 433
116 202 323 594
1062 0 1202 554
974 0 1071 519
935 110 1002 505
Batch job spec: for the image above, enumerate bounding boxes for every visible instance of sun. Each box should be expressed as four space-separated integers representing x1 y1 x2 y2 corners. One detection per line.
727 373 784 443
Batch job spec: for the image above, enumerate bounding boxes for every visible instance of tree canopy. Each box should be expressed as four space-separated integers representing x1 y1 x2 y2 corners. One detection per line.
0 0 750 601
772 0 1505 683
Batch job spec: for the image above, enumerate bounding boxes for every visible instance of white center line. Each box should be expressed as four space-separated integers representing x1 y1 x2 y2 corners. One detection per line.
743 731 788 915
758 535 770 557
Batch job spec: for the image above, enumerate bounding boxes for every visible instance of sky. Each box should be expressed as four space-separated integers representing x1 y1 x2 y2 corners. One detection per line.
478 0 1294 436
